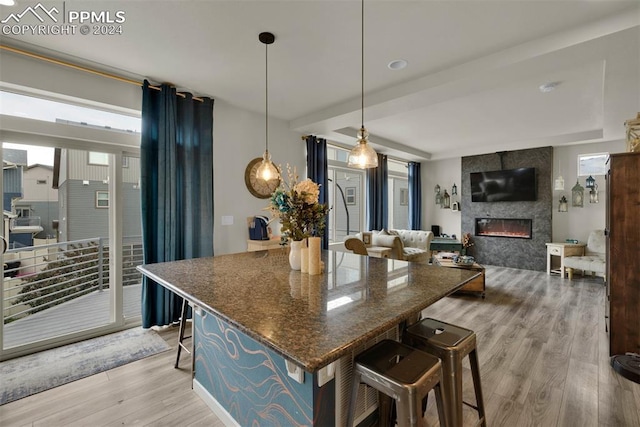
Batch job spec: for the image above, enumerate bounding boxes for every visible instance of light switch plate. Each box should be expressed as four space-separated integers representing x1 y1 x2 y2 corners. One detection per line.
221 215 234 226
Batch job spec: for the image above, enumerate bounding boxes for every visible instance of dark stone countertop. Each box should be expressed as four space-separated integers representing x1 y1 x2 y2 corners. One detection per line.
138 249 479 372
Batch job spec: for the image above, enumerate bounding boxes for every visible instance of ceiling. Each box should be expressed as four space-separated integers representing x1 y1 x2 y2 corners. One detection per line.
1 0 639 161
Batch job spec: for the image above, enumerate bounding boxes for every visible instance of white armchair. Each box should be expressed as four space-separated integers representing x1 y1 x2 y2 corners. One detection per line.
564 230 606 280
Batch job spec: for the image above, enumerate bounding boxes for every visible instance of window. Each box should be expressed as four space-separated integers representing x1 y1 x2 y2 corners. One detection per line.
15 206 30 217
96 191 109 208
89 152 109 166
0 91 141 133
388 159 409 230
345 187 356 205
399 188 409 206
578 153 608 176
327 144 365 242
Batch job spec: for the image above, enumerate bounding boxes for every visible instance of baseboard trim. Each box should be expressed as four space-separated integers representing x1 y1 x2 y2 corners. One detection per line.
193 379 240 427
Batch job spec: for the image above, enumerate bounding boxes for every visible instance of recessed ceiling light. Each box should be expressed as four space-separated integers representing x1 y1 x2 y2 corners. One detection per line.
388 59 408 70
0 0 16 6
539 81 561 93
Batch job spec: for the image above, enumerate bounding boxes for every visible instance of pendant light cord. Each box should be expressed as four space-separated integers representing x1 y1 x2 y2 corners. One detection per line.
361 0 365 130
265 42 269 153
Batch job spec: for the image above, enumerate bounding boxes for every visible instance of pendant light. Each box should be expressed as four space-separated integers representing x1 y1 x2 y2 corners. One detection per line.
347 0 378 169
256 32 280 182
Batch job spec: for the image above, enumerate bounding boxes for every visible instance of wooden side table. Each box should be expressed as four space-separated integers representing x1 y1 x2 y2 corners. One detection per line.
367 246 393 259
433 257 485 298
545 242 585 278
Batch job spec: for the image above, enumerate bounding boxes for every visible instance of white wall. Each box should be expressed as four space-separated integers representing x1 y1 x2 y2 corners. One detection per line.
551 140 625 243
422 157 462 238
213 100 305 255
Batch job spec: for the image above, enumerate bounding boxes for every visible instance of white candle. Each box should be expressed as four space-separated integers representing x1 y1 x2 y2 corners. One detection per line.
309 237 321 275
301 246 309 274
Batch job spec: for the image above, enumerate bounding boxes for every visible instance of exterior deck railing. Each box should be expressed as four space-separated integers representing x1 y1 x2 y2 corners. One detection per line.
2 236 143 324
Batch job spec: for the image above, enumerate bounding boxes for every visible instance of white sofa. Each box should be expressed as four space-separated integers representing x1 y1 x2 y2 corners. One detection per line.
347 229 434 262
564 230 606 280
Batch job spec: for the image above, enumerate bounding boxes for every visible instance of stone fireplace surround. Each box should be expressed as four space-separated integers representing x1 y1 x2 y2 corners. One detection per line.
461 147 552 271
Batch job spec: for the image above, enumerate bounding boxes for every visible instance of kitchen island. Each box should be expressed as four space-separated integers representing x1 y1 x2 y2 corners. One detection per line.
138 248 479 426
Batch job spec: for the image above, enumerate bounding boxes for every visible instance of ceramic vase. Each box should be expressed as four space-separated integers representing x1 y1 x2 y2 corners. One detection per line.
289 240 304 270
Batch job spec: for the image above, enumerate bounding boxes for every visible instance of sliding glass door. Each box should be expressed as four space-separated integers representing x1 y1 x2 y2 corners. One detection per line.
0 90 142 360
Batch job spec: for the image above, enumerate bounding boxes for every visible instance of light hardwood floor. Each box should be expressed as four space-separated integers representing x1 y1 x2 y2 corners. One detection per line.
0 266 638 426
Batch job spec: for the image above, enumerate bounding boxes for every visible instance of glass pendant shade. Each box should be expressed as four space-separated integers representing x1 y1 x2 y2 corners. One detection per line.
347 127 378 169
256 150 279 181
554 175 565 191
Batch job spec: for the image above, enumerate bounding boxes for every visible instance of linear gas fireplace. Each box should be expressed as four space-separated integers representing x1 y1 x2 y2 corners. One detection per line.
475 218 532 239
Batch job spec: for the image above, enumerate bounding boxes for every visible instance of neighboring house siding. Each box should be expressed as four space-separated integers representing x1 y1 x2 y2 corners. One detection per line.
123 187 142 238
66 150 140 183
23 165 57 202
61 180 141 241
57 149 141 243
65 180 109 240
3 167 22 195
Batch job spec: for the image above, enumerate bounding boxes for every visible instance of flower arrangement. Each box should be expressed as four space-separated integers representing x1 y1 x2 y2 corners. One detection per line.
462 232 474 255
267 165 329 242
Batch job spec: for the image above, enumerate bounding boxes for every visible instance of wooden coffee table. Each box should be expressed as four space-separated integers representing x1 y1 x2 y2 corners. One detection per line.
434 257 486 298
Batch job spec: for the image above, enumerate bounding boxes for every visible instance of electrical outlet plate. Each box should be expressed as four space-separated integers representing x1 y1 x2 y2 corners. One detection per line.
285 360 304 383
317 362 335 387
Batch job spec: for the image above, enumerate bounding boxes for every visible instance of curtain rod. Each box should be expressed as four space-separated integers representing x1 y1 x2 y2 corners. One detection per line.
0 44 204 102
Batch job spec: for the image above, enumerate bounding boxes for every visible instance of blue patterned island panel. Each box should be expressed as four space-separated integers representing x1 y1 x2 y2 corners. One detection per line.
194 312 334 426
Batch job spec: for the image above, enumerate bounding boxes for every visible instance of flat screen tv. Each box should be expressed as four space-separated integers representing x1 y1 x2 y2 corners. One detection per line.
470 167 536 202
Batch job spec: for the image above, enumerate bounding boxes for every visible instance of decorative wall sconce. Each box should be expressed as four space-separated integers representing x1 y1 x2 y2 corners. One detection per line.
451 183 458 196
571 180 584 207
558 195 568 212
585 175 595 189
435 184 442 205
442 190 451 209
589 184 599 203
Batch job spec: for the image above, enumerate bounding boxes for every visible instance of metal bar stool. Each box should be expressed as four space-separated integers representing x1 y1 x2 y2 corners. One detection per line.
175 298 193 375
403 318 486 427
347 339 448 427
